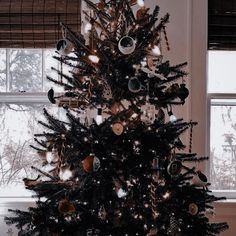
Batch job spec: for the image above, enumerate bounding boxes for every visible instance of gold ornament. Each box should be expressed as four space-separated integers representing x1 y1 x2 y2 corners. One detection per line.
82 155 100 172
112 122 124 135
189 203 199 215
58 199 76 214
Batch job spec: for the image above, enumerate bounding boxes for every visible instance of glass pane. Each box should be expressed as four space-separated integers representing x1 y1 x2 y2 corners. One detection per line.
210 100 236 190
44 49 64 92
9 49 42 92
0 103 66 197
208 51 236 93
0 49 6 92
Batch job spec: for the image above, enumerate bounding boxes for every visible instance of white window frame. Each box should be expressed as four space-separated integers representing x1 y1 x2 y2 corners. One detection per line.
0 48 58 200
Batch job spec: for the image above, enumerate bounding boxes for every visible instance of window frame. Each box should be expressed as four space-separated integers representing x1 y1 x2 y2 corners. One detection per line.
0 48 60 199
207 91 236 199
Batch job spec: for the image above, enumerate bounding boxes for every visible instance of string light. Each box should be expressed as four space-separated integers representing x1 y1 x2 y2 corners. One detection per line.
88 55 100 63
152 45 161 56
137 0 145 7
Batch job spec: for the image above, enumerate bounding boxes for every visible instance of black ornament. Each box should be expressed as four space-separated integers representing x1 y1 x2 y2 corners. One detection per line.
167 160 182 176
178 84 189 102
128 77 141 93
47 88 56 104
118 36 136 55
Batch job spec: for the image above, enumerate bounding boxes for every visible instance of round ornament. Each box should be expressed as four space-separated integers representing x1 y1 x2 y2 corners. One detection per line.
112 122 124 136
178 84 189 103
188 203 199 215
128 77 141 93
82 155 100 173
56 39 73 55
192 171 208 187
111 102 121 115
47 88 56 104
167 160 182 176
118 36 136 55
58 199 75 214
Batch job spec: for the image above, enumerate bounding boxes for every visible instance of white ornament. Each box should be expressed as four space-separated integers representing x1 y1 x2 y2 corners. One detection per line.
93 156 101 172
118 36 136 55
95 108 103 125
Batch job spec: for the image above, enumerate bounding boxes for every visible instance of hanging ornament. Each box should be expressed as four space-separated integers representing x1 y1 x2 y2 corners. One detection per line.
101 78 112 100
118 36 136 55
117 188 128 198
147 228 158 236
23 175 41 188
188 203 199 216
112 122 124 136
192 171 208 187
167 160 182 176
82 154 100 173
141 103 156 124
178 84 189 103
136 7 150 25
128 77 142 93
133 140 141 154
47 88 56 104
95 108 103 125
56 38 74 55
58 199 76 214
110 102 121 115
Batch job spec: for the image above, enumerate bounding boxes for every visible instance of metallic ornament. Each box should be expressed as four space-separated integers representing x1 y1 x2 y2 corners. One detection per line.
188 203 199 215
58 199 76 214
82 155 100 173
128 77 142 93
118 36 136 55
192 171 208 187
112 122 124 135
56 39 73 55
167 160 182 176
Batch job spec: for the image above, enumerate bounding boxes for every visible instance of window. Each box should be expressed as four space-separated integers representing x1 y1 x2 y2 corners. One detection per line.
0 49 66 197
208 51 236 197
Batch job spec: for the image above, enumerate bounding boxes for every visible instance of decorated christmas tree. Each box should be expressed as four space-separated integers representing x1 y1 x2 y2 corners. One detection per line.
5 0 229 235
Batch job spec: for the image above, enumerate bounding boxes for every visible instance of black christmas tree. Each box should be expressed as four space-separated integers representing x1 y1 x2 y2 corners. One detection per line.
5 1 229 235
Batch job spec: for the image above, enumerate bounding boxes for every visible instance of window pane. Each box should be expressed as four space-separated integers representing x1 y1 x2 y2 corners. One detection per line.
0 103 66 197
9 49 42 92
208 51 236 93
44 49 64 92
210 100 236 190
0 49 6 92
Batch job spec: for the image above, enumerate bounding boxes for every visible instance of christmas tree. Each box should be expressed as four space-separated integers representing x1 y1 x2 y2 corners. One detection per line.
5 0 229 235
